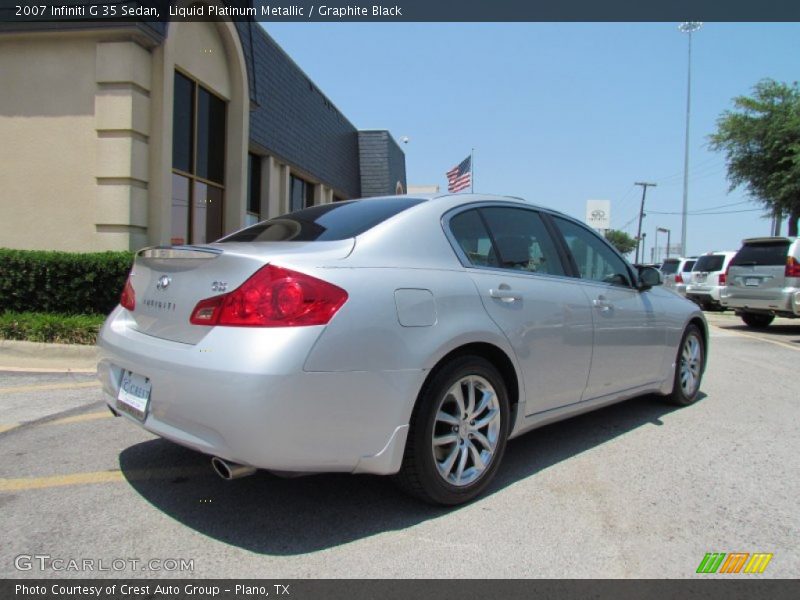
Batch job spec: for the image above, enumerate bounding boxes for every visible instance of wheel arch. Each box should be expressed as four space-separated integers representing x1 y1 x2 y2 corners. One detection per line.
420 342 521 416
687 316 709 374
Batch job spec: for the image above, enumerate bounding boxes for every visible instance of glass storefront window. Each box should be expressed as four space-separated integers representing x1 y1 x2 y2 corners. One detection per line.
171 173 190 245
171 70 226 244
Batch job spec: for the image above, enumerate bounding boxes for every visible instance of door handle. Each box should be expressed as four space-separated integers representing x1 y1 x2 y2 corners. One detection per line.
489 288 521 302
593 296 613 312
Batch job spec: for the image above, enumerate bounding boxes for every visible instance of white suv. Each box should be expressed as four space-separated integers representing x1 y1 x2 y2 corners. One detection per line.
685 251 737 310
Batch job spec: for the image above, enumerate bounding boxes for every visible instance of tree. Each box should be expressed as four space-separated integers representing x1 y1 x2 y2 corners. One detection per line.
604 229 637 255
709 79 800 236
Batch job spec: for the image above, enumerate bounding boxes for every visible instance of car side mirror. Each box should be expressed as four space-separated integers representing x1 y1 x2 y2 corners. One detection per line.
637 266 662 291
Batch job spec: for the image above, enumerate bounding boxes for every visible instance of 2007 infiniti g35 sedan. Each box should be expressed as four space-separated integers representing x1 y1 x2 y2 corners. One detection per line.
97 194 707 505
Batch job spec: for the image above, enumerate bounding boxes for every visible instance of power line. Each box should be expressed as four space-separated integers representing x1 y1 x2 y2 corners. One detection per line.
647 208 763 216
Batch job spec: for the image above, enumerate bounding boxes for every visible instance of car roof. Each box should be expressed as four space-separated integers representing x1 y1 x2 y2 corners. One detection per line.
365 192 576 221
741 236 799 244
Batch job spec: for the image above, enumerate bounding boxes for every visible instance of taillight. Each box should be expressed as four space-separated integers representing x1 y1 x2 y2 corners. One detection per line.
120 274 135 311
190 265 348 327
675 273 683 284
786 256 800 278
718 270 727 285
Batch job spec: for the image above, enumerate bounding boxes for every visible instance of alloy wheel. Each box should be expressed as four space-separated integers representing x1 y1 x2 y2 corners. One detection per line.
431 375 501 487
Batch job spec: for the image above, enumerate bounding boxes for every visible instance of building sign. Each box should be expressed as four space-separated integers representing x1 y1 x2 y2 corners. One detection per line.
586 199 611 231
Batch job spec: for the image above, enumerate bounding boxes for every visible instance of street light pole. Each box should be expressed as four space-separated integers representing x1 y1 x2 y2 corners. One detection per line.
657 226 671 262
679 21 702 257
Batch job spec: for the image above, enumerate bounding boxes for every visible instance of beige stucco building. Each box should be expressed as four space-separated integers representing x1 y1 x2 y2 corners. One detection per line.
0 6 406 252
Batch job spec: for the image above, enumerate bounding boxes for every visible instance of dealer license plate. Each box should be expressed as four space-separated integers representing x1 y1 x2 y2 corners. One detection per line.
116 370 151 421
745 277 760 287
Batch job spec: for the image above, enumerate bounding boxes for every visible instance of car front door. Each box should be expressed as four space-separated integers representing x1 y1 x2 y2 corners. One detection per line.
446 206 594 416
550 216 667 399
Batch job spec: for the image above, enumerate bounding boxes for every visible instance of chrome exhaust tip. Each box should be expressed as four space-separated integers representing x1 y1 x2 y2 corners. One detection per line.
211 457 257 480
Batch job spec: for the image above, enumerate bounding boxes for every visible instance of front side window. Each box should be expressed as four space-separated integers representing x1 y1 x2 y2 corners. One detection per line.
171 71 226 245
553 217 631 286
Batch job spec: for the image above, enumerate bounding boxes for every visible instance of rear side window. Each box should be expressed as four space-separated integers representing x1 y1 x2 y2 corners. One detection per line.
694 255 725 272
448 207 566 276
480 208 566 276
220 197 425 242
449 210 497 267
682 260 696 272
731 242 790 266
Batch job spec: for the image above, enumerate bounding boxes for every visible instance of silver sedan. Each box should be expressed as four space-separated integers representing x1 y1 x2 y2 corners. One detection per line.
97 194 707 505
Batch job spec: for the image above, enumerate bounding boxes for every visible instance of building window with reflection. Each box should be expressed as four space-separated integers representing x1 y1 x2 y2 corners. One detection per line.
171 70 226 245
289 174 314 213
247 153 262 226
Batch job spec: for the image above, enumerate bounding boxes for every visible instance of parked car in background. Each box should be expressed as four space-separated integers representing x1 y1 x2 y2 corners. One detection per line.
97 194 708 506
661 257 697 297
685 251 737 310
720 237 800 328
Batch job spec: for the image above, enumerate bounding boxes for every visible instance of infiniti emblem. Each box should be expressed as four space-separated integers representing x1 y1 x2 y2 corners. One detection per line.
156 275 171 291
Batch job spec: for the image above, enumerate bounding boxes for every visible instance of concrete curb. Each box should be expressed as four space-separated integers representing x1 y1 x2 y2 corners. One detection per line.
0 339 97 373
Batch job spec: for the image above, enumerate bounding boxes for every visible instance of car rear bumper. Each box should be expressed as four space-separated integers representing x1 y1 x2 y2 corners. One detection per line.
719 286 800 316
96 307 422 475
685 284 722 303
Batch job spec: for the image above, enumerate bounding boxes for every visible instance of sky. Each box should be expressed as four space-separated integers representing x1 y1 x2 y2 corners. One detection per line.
263 22 800 259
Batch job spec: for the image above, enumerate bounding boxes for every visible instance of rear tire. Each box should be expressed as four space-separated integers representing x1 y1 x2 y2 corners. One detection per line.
667 324 705 406
740 312 774 329
394 356 510 505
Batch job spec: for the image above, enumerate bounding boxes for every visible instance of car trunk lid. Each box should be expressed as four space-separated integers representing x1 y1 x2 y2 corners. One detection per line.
125 241 353 344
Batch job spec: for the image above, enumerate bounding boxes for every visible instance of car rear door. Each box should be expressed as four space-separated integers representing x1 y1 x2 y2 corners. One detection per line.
549 216 667 399
446 205 593 415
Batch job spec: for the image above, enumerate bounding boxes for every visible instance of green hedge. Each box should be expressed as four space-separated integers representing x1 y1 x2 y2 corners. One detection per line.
0 311 105 345
0 248 134 315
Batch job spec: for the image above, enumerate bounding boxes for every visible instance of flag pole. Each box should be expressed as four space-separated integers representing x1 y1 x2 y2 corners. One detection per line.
471 148 475 193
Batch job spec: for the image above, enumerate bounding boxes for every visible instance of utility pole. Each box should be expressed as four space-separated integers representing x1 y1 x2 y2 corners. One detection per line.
634 182 657 264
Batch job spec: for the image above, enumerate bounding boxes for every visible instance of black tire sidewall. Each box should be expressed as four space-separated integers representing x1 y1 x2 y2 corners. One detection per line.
741 313 774 328
412 356 510 505
671 325 705 406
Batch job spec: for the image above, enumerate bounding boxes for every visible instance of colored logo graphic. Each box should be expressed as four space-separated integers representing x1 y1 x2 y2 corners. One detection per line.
696 552 773 574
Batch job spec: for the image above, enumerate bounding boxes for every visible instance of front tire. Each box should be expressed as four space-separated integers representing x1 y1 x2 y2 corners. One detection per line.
667 324 705 406
741 312 774 329
394 356 510 505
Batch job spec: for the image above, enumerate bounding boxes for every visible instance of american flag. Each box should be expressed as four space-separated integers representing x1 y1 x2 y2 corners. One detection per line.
446 155 472 193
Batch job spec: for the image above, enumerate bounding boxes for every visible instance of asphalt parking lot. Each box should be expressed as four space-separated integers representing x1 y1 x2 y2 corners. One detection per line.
0 313 798 579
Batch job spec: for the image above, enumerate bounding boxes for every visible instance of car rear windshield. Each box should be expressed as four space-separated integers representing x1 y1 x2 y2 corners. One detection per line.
731 241 790 266
220 198 426 242
660 260 680 274
694 255 725 272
